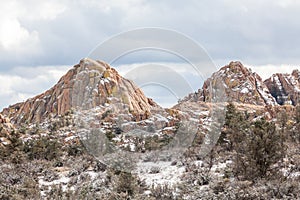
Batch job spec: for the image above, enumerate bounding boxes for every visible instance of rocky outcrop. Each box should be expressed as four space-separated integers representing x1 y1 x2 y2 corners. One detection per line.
0 114 14 146
2 58 158 124
264 70 300 105
2 59 299 126
182 61 277 106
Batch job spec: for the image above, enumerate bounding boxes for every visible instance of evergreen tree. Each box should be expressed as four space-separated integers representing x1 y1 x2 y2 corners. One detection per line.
222 103 286 181
246 118 285 179
219 102 249 151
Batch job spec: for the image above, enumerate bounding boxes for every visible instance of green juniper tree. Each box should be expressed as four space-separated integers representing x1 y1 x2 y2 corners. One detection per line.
221 103 286 181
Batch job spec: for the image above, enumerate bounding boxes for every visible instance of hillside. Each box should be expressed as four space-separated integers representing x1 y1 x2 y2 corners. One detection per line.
0 59 299 199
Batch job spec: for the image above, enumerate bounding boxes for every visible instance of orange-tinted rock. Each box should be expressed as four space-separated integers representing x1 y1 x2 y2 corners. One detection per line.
2 58 158 124
182 61 277 106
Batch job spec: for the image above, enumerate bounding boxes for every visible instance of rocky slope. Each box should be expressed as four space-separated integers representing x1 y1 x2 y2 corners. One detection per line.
2 58 158 124
181 61 277 106
0 114 14 147
0 60 299 199
264 69 300 105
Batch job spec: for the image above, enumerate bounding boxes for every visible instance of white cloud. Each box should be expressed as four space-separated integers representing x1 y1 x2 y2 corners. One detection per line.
116 62 211 89
0 1 67 21
117 62 203 76
0 17 40 52
0 65 69 110
115 62 209 107
19 1 67 21
248 64 300 80
276 0 300 8
0 0 66 56
1 0 300 68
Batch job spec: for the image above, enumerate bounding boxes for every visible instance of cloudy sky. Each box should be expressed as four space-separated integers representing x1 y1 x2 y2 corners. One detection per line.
1 0 300 109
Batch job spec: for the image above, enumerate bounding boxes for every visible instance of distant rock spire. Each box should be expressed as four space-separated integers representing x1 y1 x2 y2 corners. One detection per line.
264 70 300 106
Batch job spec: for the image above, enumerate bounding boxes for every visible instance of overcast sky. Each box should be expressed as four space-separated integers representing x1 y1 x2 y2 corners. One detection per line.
1 0 300 109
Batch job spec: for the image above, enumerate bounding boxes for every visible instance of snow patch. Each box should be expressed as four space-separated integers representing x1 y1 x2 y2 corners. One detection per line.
135 161 185 187
240 87 249 94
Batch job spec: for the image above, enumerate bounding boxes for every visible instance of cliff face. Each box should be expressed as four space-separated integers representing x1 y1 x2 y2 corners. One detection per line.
2 58 158 124
264 70 300 106
182 61 277 106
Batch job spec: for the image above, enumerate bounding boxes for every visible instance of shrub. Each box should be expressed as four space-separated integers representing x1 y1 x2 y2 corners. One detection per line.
67 143 84 157
115 172 136 196
23 137 62 161
150 184 177 200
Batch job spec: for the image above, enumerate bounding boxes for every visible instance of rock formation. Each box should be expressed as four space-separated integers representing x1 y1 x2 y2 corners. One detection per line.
2 59 300 126
181 61 277 106
2 58 158 124
0 114 14 146
264 69 300 105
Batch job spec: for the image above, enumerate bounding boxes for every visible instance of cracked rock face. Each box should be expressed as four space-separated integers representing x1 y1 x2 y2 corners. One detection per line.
181 61 277 106
2 58 158 124
264 70 300 106
1 59 299 126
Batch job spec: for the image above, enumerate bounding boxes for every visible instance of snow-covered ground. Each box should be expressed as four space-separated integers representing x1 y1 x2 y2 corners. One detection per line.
135 161 185 187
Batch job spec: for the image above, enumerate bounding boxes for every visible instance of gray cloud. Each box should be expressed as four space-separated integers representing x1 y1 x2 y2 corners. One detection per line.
1 0 300 69
1 0 300 108
0 66 69 109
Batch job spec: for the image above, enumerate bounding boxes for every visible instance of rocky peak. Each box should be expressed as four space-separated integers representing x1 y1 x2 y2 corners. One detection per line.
264 69 300 106
225 61 251 75
2 58 158 124
182 61 277 106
